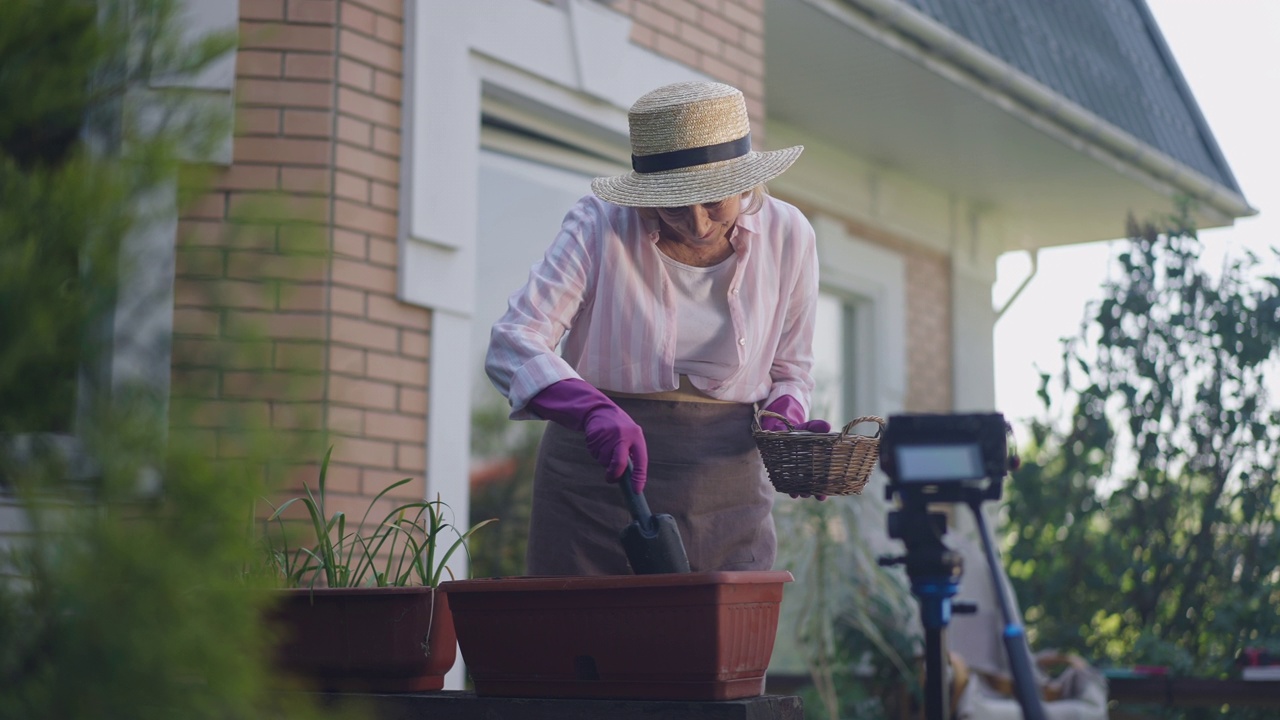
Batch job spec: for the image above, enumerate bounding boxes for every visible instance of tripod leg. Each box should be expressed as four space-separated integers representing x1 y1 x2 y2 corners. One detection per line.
924 627 950 720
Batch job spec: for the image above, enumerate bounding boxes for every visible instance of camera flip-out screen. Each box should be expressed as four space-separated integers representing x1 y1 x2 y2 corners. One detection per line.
894 443 985 483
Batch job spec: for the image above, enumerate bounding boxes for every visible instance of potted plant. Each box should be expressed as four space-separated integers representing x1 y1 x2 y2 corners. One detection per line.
262 448 495 692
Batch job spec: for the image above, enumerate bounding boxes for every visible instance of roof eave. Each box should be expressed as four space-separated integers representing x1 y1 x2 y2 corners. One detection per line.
835 0 1256 220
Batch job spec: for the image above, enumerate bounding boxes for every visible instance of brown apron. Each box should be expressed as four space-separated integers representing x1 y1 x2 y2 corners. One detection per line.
525 397 776 575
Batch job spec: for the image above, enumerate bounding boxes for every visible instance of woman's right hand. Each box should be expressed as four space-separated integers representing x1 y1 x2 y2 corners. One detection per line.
526 379 648 493
582 406 648 494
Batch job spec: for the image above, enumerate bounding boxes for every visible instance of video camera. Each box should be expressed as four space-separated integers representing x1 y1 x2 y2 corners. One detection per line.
879 412 1014 506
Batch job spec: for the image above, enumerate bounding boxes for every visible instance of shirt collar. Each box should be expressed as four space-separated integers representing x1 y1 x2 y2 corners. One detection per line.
640 207 761 251
728 208 761 251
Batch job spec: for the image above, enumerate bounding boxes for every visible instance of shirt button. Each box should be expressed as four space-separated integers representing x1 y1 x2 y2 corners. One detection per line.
732 287 740 294
738 338 746 346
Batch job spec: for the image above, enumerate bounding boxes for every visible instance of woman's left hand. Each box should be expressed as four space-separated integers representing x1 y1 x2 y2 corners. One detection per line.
759 395 831 433
760 396 829 500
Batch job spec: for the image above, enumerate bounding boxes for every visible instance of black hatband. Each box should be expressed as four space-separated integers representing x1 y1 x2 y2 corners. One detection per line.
631 135 751 174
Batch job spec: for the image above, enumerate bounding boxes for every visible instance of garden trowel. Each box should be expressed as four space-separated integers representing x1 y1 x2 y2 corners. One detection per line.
618 463 691 574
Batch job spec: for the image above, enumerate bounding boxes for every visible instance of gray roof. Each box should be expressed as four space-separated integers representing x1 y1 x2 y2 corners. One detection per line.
898 0 1241 193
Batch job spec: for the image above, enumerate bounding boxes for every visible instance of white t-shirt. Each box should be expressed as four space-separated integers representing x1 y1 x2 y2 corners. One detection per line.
659 252 739 381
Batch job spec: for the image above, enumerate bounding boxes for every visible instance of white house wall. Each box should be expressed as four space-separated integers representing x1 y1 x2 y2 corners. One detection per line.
771 119 1005 413
951 222 1000 413
769 119 1012 260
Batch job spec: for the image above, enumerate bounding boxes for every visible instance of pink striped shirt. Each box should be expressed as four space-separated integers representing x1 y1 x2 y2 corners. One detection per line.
486 194 819 421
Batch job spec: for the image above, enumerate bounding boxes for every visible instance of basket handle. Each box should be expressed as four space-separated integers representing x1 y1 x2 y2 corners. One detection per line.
755 411 887 438
752 409 796 433
839 416 886 439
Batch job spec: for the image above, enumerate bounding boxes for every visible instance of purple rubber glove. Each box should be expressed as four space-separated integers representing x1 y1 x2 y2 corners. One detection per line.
758 395 831 433
526 379 648 493
759 396 830 501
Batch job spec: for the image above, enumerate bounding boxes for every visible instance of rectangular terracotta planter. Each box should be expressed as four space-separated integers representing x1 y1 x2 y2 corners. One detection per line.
440 570 793 701
270 586 456 692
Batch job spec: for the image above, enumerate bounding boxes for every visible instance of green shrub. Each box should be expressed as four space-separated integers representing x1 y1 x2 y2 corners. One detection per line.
0 2 341 718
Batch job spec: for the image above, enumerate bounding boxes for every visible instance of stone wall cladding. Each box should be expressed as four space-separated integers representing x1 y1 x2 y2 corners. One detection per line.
172 0 427 516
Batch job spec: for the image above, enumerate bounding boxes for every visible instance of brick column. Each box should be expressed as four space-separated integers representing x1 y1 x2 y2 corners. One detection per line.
325 0 429 509
904 248 954 412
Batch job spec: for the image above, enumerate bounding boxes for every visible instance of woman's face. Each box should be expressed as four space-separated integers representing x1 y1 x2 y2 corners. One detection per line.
655 195 742 247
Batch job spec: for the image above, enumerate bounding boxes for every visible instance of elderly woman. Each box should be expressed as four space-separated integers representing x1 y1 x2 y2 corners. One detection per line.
486 81 829 575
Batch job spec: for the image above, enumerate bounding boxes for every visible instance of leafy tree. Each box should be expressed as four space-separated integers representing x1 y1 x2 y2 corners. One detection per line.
1003 212 1280 713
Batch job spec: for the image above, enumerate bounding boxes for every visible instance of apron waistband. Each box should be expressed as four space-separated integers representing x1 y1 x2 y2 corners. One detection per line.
603 374 736 404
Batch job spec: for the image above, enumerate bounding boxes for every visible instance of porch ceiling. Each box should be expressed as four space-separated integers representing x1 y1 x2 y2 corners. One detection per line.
764 0 1243 251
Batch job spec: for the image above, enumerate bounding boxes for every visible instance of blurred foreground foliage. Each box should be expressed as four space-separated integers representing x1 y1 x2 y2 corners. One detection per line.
775 495 919 720
1005 211 1280 718
468 391 540 579
0 2 347 718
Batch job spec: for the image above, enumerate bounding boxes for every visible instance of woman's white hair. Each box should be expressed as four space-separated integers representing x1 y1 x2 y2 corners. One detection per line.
740 184 768 214
637 184 769 222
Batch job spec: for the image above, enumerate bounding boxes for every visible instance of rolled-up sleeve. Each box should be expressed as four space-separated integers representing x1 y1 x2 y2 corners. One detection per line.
485 205 596 420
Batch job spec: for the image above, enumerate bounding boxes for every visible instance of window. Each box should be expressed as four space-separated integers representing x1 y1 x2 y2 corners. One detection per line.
471 115 628 404
813 291 866 425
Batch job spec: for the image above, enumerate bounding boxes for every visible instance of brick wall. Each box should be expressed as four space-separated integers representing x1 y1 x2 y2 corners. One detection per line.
605 0 769 143
172 0 424 519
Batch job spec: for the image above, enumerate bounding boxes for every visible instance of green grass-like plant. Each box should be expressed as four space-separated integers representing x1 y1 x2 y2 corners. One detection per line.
264 447 496 589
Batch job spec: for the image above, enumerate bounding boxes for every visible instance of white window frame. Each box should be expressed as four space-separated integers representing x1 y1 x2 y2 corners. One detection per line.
811 214 907 420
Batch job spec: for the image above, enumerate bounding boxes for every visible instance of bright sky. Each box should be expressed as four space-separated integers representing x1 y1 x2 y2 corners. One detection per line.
992 0 1280 429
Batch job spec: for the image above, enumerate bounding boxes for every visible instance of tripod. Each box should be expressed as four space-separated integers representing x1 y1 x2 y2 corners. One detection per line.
880 503 965 720
880 488 1045 720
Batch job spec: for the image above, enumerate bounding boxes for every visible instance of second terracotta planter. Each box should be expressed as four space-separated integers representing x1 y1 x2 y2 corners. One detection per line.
441 570 793 701
270 586 456 692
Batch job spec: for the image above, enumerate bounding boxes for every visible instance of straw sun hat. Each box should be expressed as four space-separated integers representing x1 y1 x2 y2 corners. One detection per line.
591 81 803 208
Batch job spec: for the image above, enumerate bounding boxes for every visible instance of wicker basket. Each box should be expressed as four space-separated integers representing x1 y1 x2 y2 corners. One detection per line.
752 411 885 496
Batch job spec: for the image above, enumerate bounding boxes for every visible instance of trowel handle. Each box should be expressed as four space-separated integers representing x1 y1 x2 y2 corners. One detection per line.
619 462 656 534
